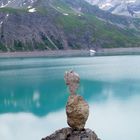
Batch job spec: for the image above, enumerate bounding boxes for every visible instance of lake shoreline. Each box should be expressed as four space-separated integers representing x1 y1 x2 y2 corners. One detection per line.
0 47 140 58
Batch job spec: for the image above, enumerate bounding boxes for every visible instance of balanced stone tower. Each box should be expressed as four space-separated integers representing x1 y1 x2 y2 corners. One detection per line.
42 70 100 140
64 70 89 130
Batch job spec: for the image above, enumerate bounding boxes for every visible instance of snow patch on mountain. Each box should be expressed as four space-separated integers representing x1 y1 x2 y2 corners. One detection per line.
0 0 11 8
99 3 113 10
63 13 69 16
28 8 36 12
126 0 136 3
28 6 32 9
0 21 3 25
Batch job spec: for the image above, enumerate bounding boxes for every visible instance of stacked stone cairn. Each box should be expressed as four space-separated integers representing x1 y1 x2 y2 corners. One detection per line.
42 70 100 140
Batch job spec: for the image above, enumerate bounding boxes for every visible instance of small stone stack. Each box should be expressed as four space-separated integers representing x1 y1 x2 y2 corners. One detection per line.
42 70 101 140
64 70 89 130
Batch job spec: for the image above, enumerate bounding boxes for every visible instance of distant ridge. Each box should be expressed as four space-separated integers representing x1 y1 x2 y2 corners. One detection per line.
0 0 140 52
86 0 140 18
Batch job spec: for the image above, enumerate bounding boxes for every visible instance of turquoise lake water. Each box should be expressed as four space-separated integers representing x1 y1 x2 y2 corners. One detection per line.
0 55 140 140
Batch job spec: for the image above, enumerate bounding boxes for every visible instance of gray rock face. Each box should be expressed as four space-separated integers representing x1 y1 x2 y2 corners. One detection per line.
41 128 100 140
66 95 89 130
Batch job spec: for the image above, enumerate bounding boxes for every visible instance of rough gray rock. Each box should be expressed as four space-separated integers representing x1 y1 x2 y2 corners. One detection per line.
41 127 101 140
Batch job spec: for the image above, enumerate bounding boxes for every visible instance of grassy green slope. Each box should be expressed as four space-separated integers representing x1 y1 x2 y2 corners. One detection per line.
54 14 140 48
47 0 140 48
0 0 140 52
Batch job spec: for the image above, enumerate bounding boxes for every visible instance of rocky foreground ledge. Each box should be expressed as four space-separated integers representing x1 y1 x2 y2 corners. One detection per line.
42 127 100 140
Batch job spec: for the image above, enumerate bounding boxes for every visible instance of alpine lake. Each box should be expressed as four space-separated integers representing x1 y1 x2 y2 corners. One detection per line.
0 55 140 140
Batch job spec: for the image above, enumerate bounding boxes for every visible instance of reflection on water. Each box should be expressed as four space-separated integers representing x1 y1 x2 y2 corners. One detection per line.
87 95 140 140
0 110 67 140
0 55 140 140
0 95 140 140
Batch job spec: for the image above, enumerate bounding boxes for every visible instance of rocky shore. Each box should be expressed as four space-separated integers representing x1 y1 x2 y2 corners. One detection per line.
1 47 140 58
0 50 89 58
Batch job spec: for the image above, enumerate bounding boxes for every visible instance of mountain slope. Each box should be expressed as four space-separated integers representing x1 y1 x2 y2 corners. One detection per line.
0 0 37 8
0 0 140 52
86 0 140 18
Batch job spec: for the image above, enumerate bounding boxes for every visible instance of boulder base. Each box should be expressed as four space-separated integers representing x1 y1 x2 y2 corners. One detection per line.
42 128 100 140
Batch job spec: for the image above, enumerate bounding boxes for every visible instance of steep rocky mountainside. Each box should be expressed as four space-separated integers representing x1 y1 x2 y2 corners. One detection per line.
86 0 140 17
0 0 140 52
0 0 37 8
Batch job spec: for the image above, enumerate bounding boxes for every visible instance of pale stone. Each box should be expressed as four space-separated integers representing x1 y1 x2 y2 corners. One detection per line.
64 70 80 95
64 70 89 130
66 95 89 130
